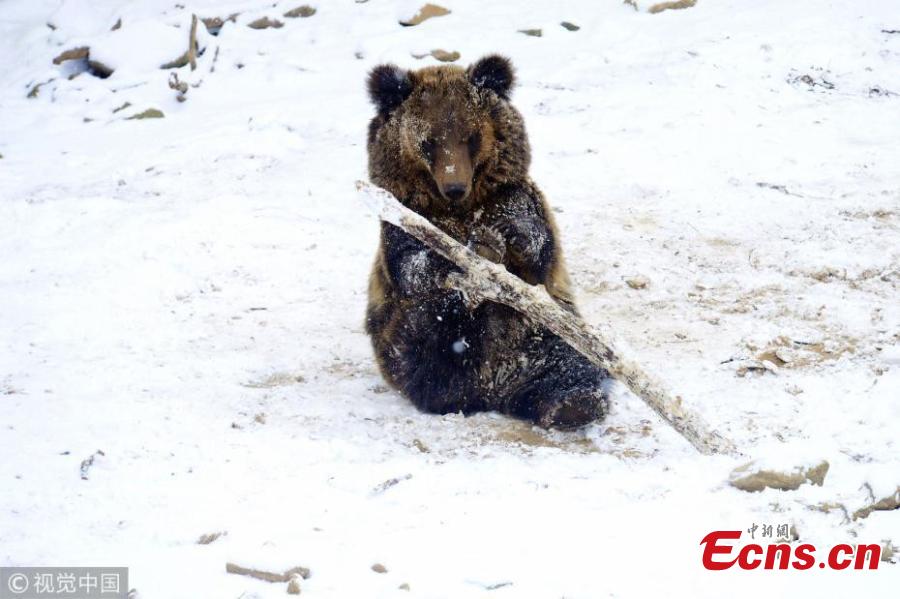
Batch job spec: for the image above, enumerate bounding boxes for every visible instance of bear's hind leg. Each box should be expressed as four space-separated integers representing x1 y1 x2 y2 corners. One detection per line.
500 333 610 429
387 291 485 415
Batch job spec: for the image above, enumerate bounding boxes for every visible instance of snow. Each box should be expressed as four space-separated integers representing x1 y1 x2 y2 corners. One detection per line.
1 0 899 597
90 17 209 74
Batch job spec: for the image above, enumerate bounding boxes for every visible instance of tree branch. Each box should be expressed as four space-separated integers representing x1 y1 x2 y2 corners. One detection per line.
356 180 738 456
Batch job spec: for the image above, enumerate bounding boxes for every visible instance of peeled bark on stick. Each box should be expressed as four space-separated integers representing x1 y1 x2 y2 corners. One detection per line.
356 180 737 456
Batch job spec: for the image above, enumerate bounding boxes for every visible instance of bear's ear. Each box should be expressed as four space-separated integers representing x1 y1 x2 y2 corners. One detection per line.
367 64 413 115
468 55 515 99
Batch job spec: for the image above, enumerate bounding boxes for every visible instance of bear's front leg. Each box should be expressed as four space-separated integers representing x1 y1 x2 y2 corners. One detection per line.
382 222 458 297
480 186 555 286
467 225 506 264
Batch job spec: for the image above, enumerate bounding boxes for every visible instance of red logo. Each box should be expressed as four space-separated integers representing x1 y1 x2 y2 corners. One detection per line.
701 530 881 570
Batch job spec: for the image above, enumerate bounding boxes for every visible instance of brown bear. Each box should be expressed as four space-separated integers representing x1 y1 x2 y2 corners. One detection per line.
364 55 609 428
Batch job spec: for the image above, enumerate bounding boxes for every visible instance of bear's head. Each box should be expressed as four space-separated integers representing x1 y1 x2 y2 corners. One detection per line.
366 55 530 215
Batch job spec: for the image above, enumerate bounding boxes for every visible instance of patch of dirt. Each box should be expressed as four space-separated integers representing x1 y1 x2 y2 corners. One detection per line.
474 419 650 459
750 335 857 369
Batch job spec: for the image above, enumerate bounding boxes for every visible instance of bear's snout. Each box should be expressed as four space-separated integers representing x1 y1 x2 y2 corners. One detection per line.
442 183 468 202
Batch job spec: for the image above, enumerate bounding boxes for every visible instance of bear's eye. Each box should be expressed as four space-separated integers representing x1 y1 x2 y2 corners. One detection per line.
420 138 437 163
467 131 482 157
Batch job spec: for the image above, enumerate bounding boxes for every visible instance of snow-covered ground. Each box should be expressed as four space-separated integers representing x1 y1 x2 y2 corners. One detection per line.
1 0 898 597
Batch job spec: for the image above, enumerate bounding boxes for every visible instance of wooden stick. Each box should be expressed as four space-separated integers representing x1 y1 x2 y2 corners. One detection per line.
188 14 199 71
356 181 737 456
225 562 310 583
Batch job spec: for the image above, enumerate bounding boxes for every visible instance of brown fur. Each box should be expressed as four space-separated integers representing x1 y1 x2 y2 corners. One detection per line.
364 56 607 428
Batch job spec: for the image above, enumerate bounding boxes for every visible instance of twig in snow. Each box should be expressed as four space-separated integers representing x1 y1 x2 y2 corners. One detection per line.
80 449 106 480
209 46 220 73
371 473 412 496
225 563 310 583
356 181 737 456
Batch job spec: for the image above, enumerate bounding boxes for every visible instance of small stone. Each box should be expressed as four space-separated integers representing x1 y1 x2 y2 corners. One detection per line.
560 21 580 31
248 17 284 29
127 108 165 120
805 461 828 486
371 563 387 574
197 531 227 545
284 6 316 18
430 49 460 62
648 0 697 14
852 486 900 521
202 14 239 35
412 438 429 453
518 28 542 37
398 583 410 591
399 4 450 26
773 346 798 364
625 275 650 289
52 46 89 65
729 460 829 493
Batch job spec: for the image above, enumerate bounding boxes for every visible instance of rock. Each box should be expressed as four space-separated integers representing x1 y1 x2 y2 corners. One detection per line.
430 49 460 62
882 541 896 562
52 47 113 78
398 583 410 591
729 460 829 493
127 109 165 120
625 275 650 289
648 0 697 14
560 21 580 31
735 360 776 377
413 49 460 62
805 461 829 486
52 46 89 65
284 6 316 18
371 563 387 574
412 438 429 453
399 4 450 26
852 486 900 521
197 531 227 544
518 28 542 37
248 17 284 29
202 14 239 35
